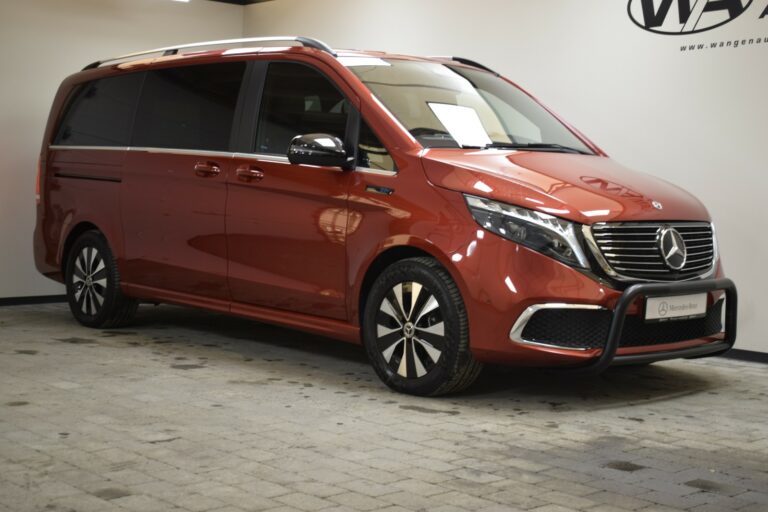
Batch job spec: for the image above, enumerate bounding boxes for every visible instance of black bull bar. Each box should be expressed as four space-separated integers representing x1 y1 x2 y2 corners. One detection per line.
574 278 737 373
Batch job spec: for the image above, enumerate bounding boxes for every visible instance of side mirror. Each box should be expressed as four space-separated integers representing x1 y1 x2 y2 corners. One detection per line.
287 133 353 169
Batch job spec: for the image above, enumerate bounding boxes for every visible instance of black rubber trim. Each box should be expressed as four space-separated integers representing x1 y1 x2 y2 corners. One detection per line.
450 57 500 76
571 278 737 374
0 295 67 307
54 172 121 183
719 349 768 364
611 341 730 366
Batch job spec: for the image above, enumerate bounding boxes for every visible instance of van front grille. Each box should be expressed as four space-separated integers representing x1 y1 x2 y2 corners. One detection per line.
588 222 716 281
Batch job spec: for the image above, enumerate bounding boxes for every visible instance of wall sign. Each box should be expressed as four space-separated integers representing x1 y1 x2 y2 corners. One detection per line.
628 0 753 35
628 0 767 52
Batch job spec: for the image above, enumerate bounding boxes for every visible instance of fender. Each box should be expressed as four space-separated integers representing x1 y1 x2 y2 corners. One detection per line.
348 235 472 328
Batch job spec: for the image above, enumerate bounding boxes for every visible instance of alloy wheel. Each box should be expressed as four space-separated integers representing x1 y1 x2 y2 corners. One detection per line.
376 281 445 379
71 246 107 316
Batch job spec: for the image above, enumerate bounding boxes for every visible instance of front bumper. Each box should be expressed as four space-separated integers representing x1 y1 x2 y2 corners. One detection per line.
552 278 737 373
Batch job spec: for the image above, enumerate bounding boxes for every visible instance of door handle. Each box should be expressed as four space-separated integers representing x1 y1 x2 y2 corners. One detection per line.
236 165 265 182
194 161 221 177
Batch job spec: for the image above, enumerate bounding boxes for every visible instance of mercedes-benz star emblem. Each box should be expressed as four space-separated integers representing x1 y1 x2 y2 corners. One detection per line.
652 200 663 210
658 301 669 317
658 227 687 270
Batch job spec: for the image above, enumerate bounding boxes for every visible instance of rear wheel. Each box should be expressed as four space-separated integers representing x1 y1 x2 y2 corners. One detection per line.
65 231 138 328
362 257 482 396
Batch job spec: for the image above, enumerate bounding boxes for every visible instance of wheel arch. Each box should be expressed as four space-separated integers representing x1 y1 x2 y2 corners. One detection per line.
355 242 469 328
60 221 104 274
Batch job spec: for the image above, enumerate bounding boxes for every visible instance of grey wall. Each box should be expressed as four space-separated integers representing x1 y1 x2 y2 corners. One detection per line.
244 0 767 353
0 0 243 297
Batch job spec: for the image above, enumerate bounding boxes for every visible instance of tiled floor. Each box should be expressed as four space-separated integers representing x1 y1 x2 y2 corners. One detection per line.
1 303 766 512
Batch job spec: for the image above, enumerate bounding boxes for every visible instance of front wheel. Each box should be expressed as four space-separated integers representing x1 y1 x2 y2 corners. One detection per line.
65 230 138 328
362 257 482 396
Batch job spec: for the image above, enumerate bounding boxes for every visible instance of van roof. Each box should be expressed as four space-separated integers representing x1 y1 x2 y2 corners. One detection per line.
81 36 498 76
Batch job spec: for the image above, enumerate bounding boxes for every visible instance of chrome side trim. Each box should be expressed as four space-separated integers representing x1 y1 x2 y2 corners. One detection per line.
132 147 235 158
582 223 718 283
51 146 291 163
49 145 235 158
48 144 397 176
53 145 352 171
233 152 290 164
48 145 373 170
509 303 605 351
50 145 128 152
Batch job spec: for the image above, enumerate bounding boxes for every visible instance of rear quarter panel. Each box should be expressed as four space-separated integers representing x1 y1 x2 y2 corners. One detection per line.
38 148 126 280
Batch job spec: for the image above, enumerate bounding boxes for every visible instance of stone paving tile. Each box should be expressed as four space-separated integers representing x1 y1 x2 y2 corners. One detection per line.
1 303 767 512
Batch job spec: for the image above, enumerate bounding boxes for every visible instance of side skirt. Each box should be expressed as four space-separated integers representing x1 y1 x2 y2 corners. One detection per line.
122 283 361 344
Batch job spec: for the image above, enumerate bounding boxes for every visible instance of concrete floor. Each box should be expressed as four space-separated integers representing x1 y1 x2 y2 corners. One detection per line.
0 303 766 512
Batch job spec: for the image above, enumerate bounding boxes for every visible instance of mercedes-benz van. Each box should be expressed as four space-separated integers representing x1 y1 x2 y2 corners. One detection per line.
34 37 737 395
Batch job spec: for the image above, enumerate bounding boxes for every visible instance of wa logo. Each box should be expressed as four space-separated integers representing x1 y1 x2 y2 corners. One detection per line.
628 0 754 34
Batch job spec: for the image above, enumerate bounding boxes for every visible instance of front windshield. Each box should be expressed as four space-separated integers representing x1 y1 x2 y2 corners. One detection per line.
343 57 592 153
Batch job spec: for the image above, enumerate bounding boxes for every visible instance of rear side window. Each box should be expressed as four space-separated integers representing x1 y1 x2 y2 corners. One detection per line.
256 62 349 155
54 73 143 146
132 62 246 152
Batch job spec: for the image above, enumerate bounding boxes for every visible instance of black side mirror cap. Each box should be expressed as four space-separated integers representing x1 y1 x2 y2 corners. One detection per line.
287 133 354 170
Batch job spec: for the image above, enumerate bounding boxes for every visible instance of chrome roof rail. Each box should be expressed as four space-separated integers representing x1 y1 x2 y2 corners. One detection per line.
82 36 336 70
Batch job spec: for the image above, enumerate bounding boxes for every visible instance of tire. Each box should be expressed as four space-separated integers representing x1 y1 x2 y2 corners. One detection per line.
65 230 138 328
362 257 482 396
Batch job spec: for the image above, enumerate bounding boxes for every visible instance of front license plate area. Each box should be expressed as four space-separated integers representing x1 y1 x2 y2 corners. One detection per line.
645 293 707 322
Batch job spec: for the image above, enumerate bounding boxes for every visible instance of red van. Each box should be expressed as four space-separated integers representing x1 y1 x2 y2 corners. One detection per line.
34 37 737 396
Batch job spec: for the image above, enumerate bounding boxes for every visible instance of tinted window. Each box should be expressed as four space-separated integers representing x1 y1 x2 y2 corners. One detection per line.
357 120 396 172
133 62 245 151
256 63 349 155
54 73 142 146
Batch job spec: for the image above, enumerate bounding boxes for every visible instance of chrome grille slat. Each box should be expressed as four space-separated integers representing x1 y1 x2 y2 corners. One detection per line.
599 246 658 251
592 222 708 228
588 221 715 281
613 266 669 273
685 262 713 270
610 262 666 267
603 253 659 259
593 232 657 236
593 239 660 244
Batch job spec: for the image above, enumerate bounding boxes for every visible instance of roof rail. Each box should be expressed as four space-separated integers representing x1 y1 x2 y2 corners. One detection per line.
82 36 336 71
431 56 500 76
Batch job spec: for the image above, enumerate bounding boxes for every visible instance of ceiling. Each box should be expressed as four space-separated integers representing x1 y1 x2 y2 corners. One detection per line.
207 0 274 5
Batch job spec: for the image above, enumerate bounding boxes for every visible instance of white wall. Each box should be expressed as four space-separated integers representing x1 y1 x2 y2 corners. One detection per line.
244 0 767 353
0 0 243 298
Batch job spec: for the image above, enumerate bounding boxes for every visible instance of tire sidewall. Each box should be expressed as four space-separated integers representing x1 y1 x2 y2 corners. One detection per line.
362 260 466 396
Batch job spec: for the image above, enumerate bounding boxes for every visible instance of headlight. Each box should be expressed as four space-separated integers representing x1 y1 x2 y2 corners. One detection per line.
465 195 589 268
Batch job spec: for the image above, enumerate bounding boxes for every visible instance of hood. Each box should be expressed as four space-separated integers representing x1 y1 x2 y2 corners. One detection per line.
421 149 710 224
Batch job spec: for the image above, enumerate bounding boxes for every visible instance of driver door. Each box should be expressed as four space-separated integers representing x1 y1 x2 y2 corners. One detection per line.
226 61 356 320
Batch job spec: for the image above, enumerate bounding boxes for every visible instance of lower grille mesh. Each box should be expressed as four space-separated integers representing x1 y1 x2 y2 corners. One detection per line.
520 301 723 350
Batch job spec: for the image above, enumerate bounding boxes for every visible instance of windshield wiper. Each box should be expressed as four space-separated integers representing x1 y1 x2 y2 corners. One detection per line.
483 142 590 154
